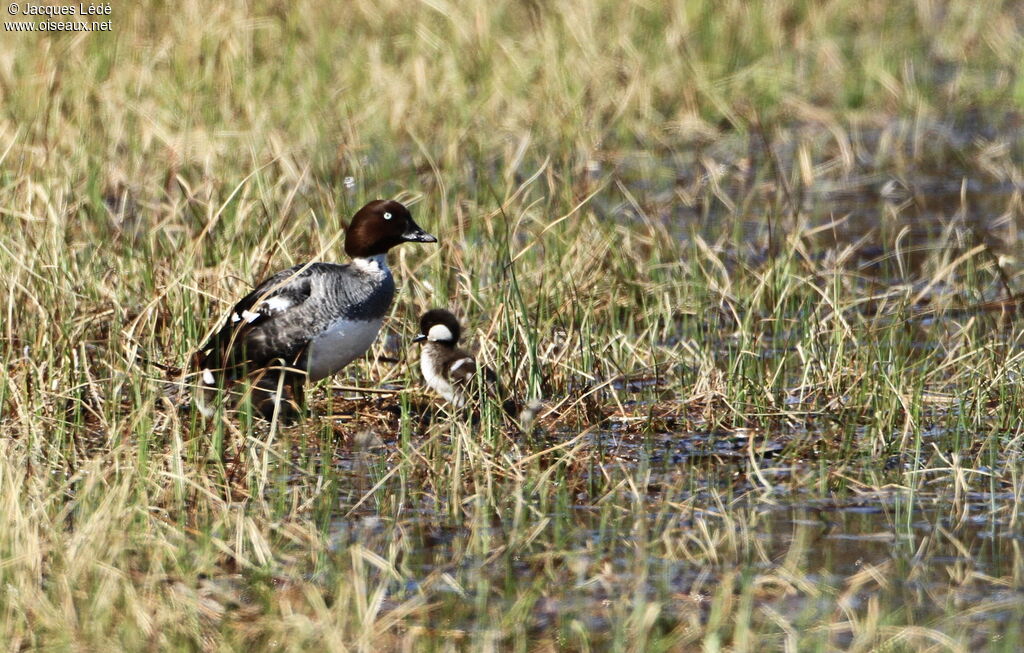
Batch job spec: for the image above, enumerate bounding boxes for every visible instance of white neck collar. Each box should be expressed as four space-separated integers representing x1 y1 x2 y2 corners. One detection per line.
352 254 389 274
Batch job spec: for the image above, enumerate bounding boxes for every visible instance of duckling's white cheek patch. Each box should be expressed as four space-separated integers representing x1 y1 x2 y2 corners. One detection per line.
428 324 454 342
240 310 261 323
201 369 215 385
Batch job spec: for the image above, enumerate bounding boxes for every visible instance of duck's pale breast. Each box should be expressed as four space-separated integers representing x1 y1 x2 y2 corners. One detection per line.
305 317 384 381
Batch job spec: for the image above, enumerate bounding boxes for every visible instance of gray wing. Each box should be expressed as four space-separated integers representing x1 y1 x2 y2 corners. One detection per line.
197 261 394 383
197 264 322 379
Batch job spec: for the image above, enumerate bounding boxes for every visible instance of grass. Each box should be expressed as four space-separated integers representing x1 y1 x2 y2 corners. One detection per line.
2 0 1024 649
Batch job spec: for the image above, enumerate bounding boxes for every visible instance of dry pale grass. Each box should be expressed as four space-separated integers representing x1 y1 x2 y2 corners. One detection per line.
1 0 1024 649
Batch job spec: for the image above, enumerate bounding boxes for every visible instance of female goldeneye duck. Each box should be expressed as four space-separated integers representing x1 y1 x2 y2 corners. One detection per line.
413 309 481 409
195 199 437 417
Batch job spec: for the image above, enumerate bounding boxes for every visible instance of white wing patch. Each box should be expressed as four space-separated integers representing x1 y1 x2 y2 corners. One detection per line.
231 295 294 325
201 368 215 385
450 357 473 374
262 295 293 313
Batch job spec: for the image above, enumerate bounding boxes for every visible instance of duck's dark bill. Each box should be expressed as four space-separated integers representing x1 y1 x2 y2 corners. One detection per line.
402 221 438 243
412 334 427 343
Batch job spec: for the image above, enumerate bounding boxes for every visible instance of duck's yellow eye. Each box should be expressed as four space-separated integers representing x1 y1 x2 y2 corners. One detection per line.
383 212 393 220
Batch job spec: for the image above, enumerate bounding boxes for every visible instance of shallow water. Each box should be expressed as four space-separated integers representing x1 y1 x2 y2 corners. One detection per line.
322 479 1024 643
250 117 1024 643
276 413 1024 646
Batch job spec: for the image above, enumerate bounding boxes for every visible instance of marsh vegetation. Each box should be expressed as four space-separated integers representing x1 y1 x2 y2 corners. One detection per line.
2 1 1024 649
